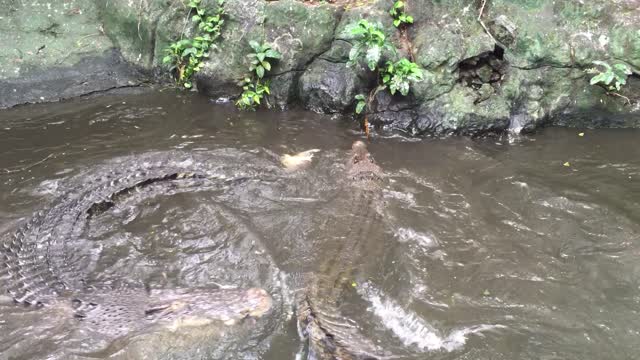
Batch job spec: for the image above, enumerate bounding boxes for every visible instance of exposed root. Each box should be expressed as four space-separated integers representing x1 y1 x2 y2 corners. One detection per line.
607 91 632 106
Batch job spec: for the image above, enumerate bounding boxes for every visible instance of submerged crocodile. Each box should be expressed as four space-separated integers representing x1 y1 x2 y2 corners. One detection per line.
0 151 274 354
297 141 387 360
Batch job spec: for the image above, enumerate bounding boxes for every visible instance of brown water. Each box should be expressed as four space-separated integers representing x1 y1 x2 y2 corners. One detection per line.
0 91 639 359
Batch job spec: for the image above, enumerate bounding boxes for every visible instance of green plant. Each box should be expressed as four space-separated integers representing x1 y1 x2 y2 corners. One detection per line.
236 41 281 110
587 61 632 92
343 19 396 71
389 1 413 28
162 0 225 88
380 58 424 96
342 19 424 120
236 78 271 110
247 41 282 79
355 94 367 114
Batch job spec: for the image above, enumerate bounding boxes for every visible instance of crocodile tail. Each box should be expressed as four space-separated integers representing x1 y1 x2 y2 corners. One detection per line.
296 292 382 360
1 213 67 306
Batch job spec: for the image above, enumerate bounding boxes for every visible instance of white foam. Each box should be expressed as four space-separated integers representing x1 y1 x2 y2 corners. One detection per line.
395 228 437 248
383 190 416 207
361 284 505 352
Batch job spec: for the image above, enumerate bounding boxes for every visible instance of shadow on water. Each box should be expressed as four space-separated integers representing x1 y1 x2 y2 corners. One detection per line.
1 91 639 359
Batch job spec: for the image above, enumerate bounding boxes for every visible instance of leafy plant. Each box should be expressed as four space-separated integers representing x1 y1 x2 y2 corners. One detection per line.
380 58 424 96
587 61 632 92
236 41 281 110
343 19 396 71
355 94 367 114
247 41 282 79
235 78 271 110
162 0 225 88
389 1 413 28
342 19 425 119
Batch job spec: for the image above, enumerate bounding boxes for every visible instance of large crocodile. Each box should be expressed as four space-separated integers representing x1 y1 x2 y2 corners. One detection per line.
297 141 387 360
0 150 276 355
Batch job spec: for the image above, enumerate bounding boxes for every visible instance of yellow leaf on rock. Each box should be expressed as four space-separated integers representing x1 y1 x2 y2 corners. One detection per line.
563 162 571 167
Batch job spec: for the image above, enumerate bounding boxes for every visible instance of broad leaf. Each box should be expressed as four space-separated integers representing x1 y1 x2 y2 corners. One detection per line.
365 45 381 70
256 65 265 78
349 43 362 62
613 63 632 75
265 49 282 59
590 73 608 85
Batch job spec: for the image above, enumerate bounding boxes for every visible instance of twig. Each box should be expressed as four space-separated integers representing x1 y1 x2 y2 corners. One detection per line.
180 6 194 40
2 153 55 175
608 91 632 106
477 0 496 43
478 0 487 19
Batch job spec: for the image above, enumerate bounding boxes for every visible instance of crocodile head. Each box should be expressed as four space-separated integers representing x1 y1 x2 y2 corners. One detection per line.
71 287 272 339
346 141 382 182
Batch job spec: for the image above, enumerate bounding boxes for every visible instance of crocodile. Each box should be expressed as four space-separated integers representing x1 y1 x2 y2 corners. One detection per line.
297 141 387 360
0 151 275 355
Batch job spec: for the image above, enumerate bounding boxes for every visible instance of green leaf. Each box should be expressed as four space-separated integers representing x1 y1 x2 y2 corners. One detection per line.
253 95 261 104
182 47 197 57
265 49 282 59
603 72 615 85
256 65 265 78
162 55 173 64
349 43 362 62
249 40 260 52
393 19 401 27
406 15 414 23
355 101 365 114
184 81 192 89
592 60 611 70
355 94 366 101
365 45 381 69
257 52 266 62
262 61 271 71
192 15 201 22
590 73 608 85
613 63 632 75
617 76 627 86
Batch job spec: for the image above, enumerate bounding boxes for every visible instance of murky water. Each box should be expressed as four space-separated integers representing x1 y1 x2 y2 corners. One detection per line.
0 91 639 359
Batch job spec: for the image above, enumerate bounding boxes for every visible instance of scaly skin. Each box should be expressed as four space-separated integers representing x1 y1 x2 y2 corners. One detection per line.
297 141 386 360
0 151 273 352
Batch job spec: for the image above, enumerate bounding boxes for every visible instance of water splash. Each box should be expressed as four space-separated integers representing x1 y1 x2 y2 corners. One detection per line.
360 284 506 352
395 227 438 248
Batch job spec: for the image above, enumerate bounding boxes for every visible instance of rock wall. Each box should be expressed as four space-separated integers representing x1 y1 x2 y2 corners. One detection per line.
0 0 143 108
1 0 639 135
